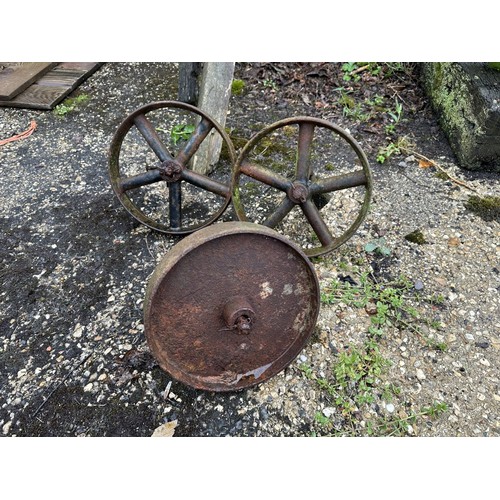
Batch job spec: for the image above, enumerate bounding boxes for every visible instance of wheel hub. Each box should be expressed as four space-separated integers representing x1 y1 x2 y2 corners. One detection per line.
158 159 183 182
288 181 309 204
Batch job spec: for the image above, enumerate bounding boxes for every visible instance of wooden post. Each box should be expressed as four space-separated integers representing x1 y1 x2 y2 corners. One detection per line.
178 62 202 105
190 62 235 174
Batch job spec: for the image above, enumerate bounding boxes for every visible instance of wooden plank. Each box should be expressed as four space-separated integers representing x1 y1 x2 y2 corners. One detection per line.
0 63 57 99
0 63 103 109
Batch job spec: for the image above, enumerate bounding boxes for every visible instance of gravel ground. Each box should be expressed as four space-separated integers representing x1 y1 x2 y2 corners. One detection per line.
0 62 499 437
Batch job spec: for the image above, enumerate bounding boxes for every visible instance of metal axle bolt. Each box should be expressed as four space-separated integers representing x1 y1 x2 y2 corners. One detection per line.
159 159 183 182
222 296 256 334
288 181 309 204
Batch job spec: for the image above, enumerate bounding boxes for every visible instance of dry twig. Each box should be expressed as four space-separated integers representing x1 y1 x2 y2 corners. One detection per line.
403 147 477 192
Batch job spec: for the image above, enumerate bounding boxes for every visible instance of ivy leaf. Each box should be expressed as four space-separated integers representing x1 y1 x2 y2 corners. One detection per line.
364 242 378 253
170 123 195 145
379 246 392 256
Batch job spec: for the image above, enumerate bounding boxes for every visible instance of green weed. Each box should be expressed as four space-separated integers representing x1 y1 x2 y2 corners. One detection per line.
376 136 410 164
307 268 449 435
366 402 448 436
263 79 278 91
365 238 391 256
53 94 89 117
385 98 403 134
341 62 360 82
169 123 195 145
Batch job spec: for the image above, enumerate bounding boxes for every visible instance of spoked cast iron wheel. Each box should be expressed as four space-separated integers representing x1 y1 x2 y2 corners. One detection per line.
232 116 373 257
109 101 236 235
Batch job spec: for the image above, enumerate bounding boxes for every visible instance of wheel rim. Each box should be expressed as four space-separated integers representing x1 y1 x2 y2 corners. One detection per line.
109 101 236 235
144 221 320 391
232 116 373 257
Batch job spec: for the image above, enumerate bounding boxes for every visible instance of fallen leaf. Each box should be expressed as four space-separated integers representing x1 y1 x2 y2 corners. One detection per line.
120 348 157 370
300 94 311 105
152 420 178 437
418 159 434 169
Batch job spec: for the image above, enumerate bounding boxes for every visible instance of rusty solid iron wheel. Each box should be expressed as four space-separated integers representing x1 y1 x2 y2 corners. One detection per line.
143 222 320 392
232 116 373 257
109 101 236 235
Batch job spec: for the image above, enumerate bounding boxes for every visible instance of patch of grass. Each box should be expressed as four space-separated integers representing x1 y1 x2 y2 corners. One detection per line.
53 94 90 117
435 171 449 181
341 62 361 82
365 402 448 436
376 141 401 163
320 272 446 350
303 268 449 435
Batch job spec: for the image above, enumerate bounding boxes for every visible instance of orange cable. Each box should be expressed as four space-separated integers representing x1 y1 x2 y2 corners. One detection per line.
0 120 37 146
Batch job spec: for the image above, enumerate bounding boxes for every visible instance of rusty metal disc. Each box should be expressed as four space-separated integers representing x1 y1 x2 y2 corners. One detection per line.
232 116 373 257
109 101 236 235
144 222 320 391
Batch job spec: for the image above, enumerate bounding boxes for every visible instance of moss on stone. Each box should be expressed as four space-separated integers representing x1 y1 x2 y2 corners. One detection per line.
434 171 449 181
464 195 500 221
422 63 485 166
231 79 245 95
486 62 500 71
404 230 428 245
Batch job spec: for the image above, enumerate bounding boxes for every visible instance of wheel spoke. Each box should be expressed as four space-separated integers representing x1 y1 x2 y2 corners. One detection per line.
240 161 291 192
263 196 295 228
309 170 367 195
301 200 334 246
296 122 315 181
176 117 214 165
169 182 182 229
181 169 230 198
133 114 174 162
119 169 163 192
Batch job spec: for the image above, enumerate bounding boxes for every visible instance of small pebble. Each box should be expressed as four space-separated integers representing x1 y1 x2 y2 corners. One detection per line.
414 280 424 291
2 421 12 435
475 342 489 349
73 324 84 338
322 407 335 418
386 403 395 413
416 369 426 381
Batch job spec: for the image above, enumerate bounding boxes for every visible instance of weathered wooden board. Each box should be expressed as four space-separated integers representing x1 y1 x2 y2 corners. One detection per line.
0 63 103 110
0 63 57 99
